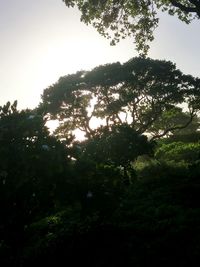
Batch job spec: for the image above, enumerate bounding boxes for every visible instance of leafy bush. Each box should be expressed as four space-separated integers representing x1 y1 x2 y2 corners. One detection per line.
155 142 200 164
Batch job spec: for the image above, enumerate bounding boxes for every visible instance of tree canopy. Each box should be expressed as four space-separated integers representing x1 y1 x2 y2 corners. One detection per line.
41 57 200 141
62 0 200 54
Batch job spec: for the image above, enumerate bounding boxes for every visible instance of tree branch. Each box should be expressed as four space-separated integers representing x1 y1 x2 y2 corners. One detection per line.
151 109 196 140
170 0 200 16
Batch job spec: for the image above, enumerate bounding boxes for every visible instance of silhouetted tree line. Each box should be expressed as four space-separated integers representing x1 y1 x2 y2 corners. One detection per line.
1 57 200 266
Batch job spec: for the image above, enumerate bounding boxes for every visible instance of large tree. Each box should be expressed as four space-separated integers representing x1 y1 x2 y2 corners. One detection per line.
0 101 72 243
62 0 200 54
41 57 200 141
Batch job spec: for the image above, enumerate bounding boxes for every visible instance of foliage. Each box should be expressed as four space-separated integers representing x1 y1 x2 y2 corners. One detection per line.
155 141 200 163
62 0 200 54
22 163 127 266
1 57 200 266
20 156 200 267
0 102 73 266
72 160 126 216
113 160 200 266
149 106 200 138
0 103 71 213
41 57 200 141
77 124 153 175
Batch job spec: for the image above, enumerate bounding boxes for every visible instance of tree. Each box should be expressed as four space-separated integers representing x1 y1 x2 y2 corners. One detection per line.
62 0 200 54
41 57 200 141
80 124 152 166
0 101 74 266
77 124 154 184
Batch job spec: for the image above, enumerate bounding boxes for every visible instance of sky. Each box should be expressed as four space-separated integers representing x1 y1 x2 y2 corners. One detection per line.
0 0 200 110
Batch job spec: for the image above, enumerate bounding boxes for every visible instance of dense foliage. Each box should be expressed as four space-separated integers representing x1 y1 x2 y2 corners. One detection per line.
1 58 200 266
41 57 200 140
62 0 200 54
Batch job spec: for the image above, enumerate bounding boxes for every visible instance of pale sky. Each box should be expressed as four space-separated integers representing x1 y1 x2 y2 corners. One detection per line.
0 0 200 110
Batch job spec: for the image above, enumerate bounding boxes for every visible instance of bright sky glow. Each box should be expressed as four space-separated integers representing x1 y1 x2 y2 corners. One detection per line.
0 0 200 110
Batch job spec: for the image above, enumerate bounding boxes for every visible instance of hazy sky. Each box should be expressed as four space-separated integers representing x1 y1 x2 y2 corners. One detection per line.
0 0 200 110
